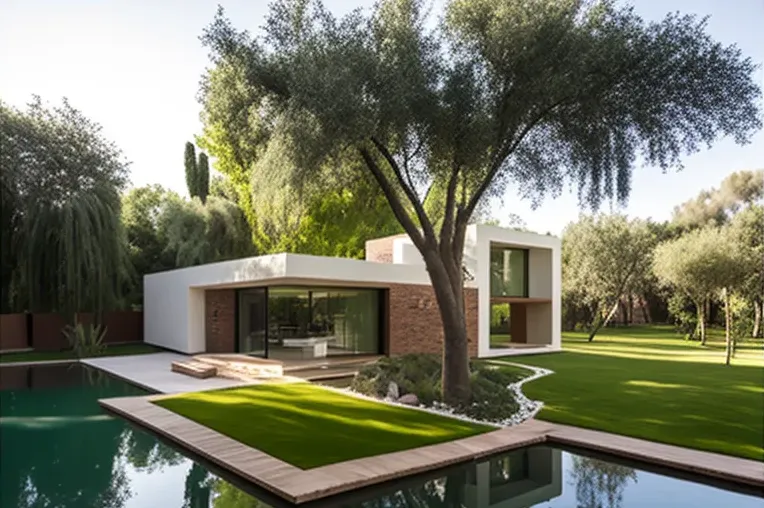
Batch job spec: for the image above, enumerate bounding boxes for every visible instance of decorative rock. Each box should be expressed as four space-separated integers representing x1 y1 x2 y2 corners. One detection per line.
344 362 554 429
386 381 399 400
397 393 419 406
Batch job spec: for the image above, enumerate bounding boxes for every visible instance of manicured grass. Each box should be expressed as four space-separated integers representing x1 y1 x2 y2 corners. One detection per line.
490 333 512 348
153 382 494 469
508 326 764 461
0 343 163 364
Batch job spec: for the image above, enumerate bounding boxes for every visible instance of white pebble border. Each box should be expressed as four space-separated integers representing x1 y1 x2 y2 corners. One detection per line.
324 361 554 429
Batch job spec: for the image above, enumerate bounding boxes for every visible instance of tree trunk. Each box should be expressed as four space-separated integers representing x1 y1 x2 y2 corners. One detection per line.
696 303 706 344
588 300 620 341
423 250 471 406
753 298 762 338
723 288 732 366
640 295 650 324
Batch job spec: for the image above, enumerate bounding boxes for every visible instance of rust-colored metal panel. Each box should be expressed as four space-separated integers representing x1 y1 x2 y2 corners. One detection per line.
0 313 29 351
102 311 143 343
509 303 528 343
31 313 68 351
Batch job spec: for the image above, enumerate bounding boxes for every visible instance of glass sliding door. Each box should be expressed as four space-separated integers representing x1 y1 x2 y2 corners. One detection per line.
237 288 267 356
266 286 382 361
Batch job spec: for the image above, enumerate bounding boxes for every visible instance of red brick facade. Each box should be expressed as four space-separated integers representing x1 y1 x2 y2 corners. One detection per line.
202 284 479 358
205 289 236 353
388 284 479 358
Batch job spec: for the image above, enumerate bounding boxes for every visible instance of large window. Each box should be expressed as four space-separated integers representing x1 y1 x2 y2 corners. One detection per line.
266 287 381 360
490 247 528 297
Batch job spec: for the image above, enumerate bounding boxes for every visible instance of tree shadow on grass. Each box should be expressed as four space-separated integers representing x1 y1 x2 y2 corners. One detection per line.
154 384 493 469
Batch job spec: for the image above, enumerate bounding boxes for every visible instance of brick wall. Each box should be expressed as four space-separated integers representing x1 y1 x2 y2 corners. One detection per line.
205 289 236 353
388 284 478 358
364 234 407 263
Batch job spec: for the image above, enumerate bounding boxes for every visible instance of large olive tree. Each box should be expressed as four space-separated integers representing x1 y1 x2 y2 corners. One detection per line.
201 0 761 403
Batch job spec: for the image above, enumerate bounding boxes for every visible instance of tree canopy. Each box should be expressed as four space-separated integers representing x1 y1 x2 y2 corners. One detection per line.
201 0 761 403
671 169 764 229
562 214 655 339
1 97 131 314
653 226 748 342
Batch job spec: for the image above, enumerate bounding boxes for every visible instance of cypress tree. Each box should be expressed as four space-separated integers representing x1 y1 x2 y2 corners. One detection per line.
184 142 197 198
197 152 210 204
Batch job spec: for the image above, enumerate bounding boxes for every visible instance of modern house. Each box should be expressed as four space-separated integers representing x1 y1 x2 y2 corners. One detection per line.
144 225 561 360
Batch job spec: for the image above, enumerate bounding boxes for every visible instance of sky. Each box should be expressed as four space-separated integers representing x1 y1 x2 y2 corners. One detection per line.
1 0 762 236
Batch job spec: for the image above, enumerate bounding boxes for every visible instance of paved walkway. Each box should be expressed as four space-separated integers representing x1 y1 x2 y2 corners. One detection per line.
83 353 248 393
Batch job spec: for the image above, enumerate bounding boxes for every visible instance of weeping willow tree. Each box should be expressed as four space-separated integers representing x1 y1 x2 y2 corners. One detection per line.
160 195 255 268
0 97 131 314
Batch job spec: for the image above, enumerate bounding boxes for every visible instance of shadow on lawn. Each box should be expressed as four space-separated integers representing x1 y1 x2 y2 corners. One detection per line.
154 383 492 469
511 351 764 461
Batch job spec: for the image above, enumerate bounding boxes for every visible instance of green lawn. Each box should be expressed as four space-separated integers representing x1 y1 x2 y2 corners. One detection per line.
153 382 494 469
509 326 764 461
0 343 163 364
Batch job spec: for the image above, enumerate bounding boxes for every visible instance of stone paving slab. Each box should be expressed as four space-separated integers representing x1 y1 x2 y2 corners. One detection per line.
83 353 250 393
99 391 764 504
545 423 764 489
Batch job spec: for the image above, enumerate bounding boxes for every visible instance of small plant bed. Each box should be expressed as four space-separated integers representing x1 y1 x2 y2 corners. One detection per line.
0 344 163 364
350 354 548 426
152 382 494 469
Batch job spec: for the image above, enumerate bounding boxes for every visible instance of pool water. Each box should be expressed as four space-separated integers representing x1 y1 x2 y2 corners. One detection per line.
1 363 761 508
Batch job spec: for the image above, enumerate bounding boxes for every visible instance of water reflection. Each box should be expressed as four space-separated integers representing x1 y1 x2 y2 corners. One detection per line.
568 456 637 508
1 364 761 508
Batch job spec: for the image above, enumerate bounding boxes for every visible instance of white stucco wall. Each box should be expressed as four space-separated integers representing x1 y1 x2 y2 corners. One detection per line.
143 252 444 353
470 225 562 357
144 226 561 356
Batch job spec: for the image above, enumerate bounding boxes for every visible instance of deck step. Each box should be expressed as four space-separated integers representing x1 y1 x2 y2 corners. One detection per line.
171 360 217 379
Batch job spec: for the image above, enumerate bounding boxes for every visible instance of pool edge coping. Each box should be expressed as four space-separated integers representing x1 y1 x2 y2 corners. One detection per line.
98 394 764 504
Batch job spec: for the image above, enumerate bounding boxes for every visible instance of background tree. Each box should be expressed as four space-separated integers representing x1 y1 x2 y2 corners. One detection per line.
0 97 131 314
121 185 183 306
185 141 198 199
160 195 255 267
201 0 761 403
729 204 764 338
653 226 748 348
197 152 210 204
197 58 403 255
562 215 655 340
671 169 764 230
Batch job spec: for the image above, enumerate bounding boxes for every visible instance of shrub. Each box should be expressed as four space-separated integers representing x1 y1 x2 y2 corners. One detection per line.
62 319 108 357
351 355 520 423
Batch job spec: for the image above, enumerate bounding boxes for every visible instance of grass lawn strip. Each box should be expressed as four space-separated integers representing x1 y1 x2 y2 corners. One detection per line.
511 326 764 461
153 382 494 469
0 344 163 364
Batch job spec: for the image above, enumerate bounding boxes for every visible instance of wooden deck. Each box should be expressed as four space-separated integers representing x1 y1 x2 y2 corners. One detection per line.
99 394 764 504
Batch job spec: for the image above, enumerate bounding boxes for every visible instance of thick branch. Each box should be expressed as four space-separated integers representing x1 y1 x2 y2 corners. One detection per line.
358 147 426 251
370 136 437 243
464 96 571 219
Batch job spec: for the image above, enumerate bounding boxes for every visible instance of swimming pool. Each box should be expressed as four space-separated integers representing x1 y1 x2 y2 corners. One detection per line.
1 363 761 507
